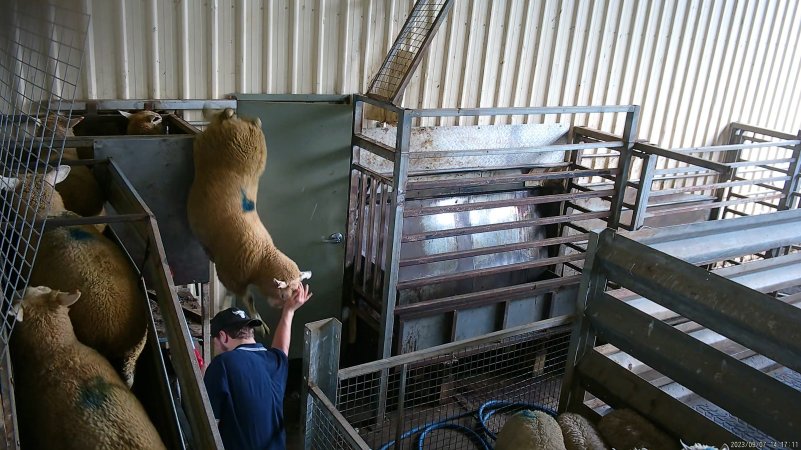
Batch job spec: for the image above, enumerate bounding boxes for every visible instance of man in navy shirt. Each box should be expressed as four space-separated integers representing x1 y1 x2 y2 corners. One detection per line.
204 285 312 450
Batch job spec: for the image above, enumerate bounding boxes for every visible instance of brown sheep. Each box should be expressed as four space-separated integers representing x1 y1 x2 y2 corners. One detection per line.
1 167 148 386
40 113 106 218
187 108 310 333
118 110 164 135
10 286 166 450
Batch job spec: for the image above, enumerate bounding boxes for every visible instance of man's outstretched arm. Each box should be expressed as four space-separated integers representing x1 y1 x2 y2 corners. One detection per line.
272 284 312 356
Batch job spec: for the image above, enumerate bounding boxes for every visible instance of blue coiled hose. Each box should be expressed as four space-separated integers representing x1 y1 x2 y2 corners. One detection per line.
377 400 557 450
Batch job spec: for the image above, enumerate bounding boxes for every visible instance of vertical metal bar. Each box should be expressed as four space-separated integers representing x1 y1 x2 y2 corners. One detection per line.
363 175 379 292
372 180 389 299
354 173 368 287
559 231 607 413
777 130 801 211
711 125 745 220
394 363 408 450
379 106 411 359
630 153 658 230
608 107 640 228
302 318 342 448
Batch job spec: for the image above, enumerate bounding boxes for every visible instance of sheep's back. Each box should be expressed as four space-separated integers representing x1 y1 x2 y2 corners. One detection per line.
12 333 165 449
28 224 147 358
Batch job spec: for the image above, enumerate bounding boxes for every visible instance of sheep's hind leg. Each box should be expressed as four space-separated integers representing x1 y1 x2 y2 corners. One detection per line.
243 289 271 338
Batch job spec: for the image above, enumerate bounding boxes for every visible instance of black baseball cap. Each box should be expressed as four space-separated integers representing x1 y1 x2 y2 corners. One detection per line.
210 307 263 337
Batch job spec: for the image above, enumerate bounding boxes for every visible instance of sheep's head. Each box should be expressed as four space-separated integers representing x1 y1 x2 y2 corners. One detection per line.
41 113 83 139
198 108 266 172
0 165 70 219
266 271 312 308
119 110 164 135
11 286 81 324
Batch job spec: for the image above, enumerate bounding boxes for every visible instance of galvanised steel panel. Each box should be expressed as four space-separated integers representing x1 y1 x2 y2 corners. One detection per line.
75 1 801 149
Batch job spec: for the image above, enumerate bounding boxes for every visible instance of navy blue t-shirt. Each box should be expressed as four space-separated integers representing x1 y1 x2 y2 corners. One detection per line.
204 343 288 450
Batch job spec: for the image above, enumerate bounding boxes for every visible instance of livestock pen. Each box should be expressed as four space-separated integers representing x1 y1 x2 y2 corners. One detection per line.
304 209 801 449
343 94 641 361
622 122 801 231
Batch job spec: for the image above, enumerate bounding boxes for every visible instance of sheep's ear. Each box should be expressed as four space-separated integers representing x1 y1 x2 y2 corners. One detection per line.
254 117 262 128
273 279 288 289
223 108 235 119
45 165 71 185
299 271 312 281
10 303 23 322
118 110 132 118
67 116 84 128
0 176 20 191
56 290 81 307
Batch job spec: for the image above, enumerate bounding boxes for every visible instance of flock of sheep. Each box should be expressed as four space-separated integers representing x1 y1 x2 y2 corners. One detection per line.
0 108 308 448
495 408 721 450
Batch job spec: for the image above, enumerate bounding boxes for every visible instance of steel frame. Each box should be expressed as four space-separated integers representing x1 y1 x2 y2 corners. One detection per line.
561 222 801 443
345 94 640 360
625 123 801 230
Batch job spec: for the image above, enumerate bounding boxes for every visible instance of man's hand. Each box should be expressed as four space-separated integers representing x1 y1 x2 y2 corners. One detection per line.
273 283 312 355
283 283 312 314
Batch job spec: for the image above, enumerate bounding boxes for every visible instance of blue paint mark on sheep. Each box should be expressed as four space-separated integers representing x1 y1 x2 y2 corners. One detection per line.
79 376 113 409
69 228 95 241
241 188 255 212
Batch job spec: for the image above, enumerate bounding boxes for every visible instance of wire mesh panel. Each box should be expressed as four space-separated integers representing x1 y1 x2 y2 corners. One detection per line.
0 0 88 352
366 0 454 104
336 322 572 450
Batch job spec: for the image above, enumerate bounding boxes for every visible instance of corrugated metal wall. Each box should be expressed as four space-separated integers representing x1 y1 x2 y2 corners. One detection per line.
72 0 800 146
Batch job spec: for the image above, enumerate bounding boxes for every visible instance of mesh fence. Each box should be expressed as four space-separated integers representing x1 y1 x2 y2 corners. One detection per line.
307 385 370 450
366 0 453 103
336 324 571 450
0 0 88 353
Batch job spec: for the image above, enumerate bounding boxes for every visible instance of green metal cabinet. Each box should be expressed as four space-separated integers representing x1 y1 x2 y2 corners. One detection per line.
236 95 352 359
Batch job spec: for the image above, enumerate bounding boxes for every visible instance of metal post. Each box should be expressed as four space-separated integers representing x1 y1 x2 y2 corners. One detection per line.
710 125 744 220
608 107 640 228
302 318 342 448
630 153 658 230
379 108 412 359
778 130 801 211
559 232 607 413
394 364 408 450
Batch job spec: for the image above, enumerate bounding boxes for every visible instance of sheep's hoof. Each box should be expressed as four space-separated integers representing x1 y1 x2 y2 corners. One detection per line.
256 322 271 338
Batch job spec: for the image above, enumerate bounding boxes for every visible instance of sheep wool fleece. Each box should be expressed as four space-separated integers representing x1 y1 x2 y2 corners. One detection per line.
557 412 609 450
10 286 165 450
495 410 567 450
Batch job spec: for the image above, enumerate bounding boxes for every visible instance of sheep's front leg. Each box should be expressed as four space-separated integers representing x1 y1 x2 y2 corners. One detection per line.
243 290 271 338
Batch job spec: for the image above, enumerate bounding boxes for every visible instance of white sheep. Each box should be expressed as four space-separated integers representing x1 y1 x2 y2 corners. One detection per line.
1 167 148 386
187 108 311 331
495 410 567 450
557 412 609 450
597 408 676 450
118 110 164 135
0 164 70 220
40 113 106 218
10 286 166 450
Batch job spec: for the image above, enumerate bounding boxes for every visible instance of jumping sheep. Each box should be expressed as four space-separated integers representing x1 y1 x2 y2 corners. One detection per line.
187 108 310 330
41 113 106 218
118 110 164 135
597 408 676 450
557 412 609 450
1 166 148 386
10 286 166 450
495 410 567 450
